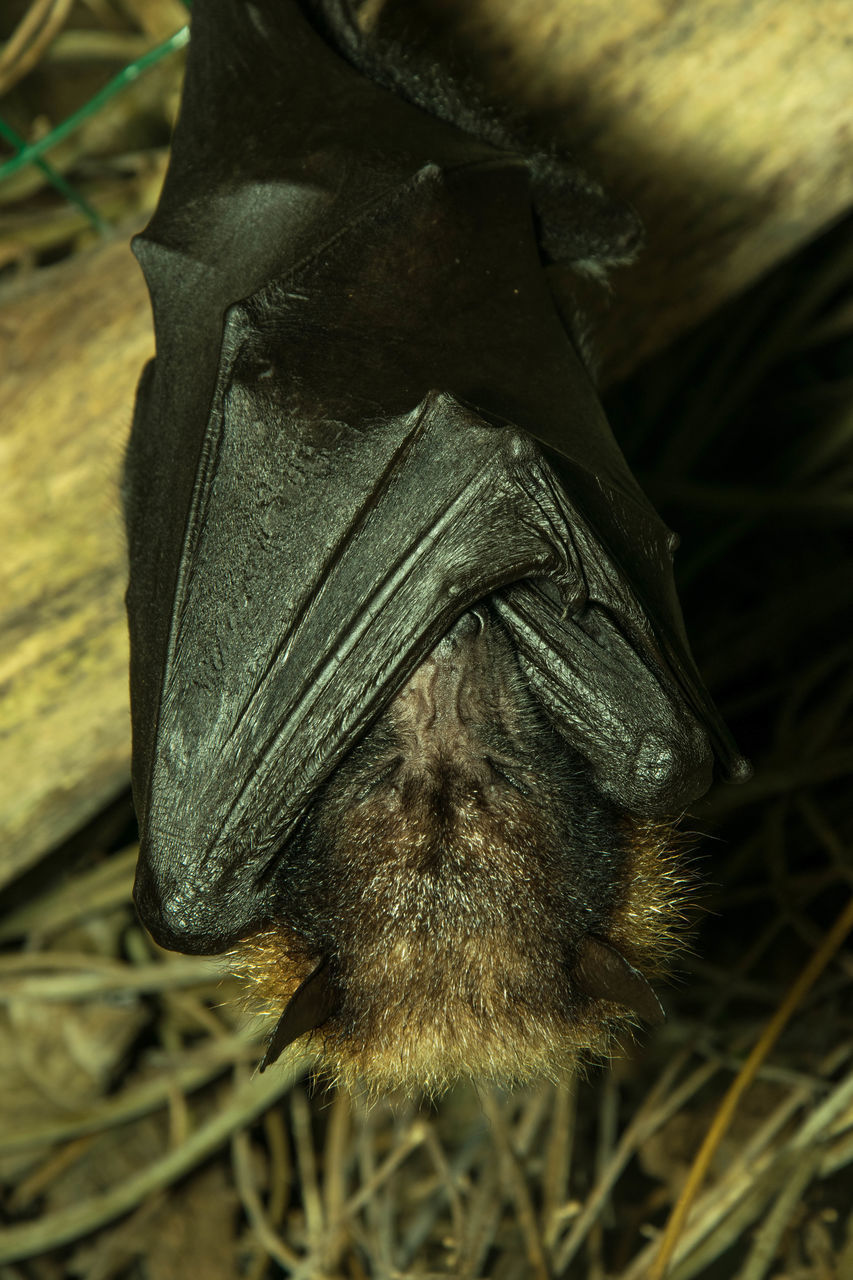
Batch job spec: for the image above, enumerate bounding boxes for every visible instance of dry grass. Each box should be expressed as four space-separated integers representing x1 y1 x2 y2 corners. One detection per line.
0 0 186 275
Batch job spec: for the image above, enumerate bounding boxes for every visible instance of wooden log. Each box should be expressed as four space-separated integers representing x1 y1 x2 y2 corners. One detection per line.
0 237 150 888
1 0 851 888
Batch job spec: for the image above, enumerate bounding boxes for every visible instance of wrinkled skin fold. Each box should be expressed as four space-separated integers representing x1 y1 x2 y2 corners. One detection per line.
124 0 748 1088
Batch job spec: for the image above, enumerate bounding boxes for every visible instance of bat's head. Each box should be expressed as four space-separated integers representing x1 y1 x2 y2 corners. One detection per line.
231 602 690 1094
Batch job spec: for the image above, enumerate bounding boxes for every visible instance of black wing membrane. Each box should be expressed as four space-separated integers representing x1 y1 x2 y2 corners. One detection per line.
126 0 747 954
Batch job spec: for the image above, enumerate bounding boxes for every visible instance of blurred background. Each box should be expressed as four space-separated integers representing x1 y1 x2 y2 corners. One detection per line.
1 1 852 1276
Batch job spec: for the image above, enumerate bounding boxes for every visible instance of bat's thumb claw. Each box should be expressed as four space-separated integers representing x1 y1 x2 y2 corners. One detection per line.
573 936 666 1026
260 957 339 1070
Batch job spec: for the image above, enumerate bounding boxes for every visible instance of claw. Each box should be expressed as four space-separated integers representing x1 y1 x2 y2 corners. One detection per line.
573 936 665 1025
259 957 339 1071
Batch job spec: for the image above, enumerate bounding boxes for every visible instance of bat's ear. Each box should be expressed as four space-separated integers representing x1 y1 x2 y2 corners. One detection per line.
572 936 665 1025
260 958 340 1071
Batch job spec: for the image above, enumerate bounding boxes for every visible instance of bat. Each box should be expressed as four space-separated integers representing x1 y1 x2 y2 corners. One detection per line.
124 0 749 1092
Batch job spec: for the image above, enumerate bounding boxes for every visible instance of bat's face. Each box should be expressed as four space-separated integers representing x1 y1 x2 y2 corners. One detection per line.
233 603 686 1093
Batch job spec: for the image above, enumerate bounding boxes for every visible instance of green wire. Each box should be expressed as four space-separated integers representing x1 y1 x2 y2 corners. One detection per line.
0 116 109 233
0 25 189 186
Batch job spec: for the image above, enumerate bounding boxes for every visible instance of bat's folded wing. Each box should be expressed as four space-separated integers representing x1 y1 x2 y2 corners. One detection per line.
127 0 747 955
134 388 567 950
133 378 732 953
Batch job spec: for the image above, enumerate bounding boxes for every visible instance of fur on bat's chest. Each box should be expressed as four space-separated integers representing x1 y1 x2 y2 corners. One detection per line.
233 605 686 1094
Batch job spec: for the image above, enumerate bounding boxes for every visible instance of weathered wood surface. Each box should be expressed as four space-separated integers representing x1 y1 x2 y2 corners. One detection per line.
0 237 150 887
1 0 852 888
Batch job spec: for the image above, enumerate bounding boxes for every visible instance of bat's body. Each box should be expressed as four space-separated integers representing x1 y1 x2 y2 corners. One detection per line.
125 0 747 1089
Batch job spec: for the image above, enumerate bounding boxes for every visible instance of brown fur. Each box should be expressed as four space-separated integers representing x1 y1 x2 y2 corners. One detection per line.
230 610 692 1094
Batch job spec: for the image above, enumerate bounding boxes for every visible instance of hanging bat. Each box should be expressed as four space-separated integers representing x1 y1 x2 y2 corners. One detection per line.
124 0 749 1092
